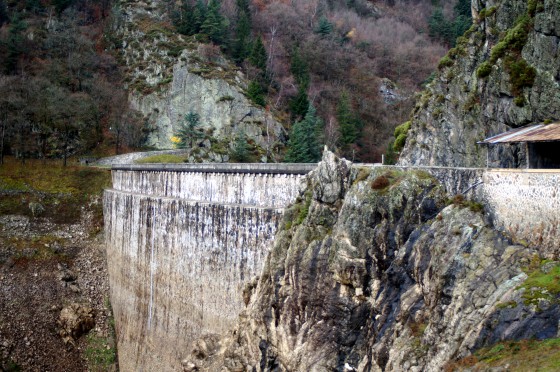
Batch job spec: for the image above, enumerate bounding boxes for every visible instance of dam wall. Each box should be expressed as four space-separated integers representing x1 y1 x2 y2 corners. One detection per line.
482 169 560 258
103 164 314 371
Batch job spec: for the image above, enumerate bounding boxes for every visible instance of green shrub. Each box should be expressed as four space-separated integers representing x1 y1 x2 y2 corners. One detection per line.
393 121 411 152
438 55 454 69
476 61 493 78
505 57 536 95
514 96 526 107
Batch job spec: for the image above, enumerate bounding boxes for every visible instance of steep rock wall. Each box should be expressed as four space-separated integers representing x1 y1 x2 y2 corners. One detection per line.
116 0 285 157
399 0 560 167
103 166 310 371
184 152 560 371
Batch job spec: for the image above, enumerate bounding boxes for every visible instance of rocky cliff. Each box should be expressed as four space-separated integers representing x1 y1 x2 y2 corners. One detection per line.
116 0 285 160
183 151 560 371
399 0 560 167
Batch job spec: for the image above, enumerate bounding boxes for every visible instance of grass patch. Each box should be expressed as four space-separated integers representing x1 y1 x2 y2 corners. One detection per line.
518 261 560 306
371 170 403 192
446 338 560 371
0 157 110 225
447 194 484 213
393 121 411 152
84 332 117 371
135 154 187 163
353 167 371 185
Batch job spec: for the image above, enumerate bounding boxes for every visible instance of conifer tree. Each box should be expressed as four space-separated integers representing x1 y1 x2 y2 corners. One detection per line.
249 37 267 71
176 111 204 149
285 104 322 163
337 91 361 146
177 0 196 36
289 86 309 120
192 0 207 34
0 0 7 26
232 0 251 62
231 129 251 162
290 48 309 88
315 16 333 36
247 80 265 106
4 14 27 74
201 0 226 44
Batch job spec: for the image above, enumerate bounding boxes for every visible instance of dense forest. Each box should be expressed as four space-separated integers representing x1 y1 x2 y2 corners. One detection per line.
0 0 471 163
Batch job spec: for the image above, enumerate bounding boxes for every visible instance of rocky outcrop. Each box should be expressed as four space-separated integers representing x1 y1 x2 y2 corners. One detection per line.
184 151 560 371
58 304 95 346
399 0 560 167
116 0 285 160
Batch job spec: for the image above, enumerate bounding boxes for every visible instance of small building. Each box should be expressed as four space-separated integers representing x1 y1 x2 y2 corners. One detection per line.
478 123 560 169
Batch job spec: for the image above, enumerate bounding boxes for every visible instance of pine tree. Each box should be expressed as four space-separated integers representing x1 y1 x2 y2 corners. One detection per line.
315 16 333 36
4 14 27 74
454 0 471 18
290 48 309 88
201 0 226 44
177 0 196 36
232 0 251 62
249 37 267 71
176 111 204 149
231 129 251 162
337 91 359 146
428 8 452 44
247 80 266 106
0 0 7 27
285 104 322 163
192 0 207 34
289 86 309 120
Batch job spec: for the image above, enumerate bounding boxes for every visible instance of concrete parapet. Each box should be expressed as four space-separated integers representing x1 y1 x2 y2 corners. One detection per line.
112 162 317 174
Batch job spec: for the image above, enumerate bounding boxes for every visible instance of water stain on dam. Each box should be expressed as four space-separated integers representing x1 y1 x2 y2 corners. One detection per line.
103 164 314 371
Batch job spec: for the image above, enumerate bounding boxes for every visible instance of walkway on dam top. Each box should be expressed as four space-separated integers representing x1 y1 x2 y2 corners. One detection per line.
112 162 560 174
112 163 318 174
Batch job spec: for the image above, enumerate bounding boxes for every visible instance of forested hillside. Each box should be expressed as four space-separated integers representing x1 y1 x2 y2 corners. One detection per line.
0 0 143 164
0 0 471 163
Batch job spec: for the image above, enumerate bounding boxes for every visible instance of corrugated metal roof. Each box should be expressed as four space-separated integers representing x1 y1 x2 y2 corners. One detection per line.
478 123 560 144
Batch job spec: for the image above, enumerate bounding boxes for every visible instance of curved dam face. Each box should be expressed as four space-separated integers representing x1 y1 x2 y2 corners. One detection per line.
103 164 314 371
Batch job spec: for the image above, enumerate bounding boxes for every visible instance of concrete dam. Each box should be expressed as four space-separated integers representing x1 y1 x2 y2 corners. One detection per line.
103 163 315 371
104 160 560 371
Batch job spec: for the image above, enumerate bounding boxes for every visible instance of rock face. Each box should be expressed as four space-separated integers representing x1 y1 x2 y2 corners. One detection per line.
399 0 560 167
116 0 285 159
184 151 560 371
